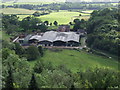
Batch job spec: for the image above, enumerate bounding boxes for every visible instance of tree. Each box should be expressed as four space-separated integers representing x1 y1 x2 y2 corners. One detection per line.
50 23 52 26
28 74 39 90
76 67 120 88
69 22 72 25
38 46 44 57
5 24 19 35
2 53 32 88
79 14 81 17
26 46 40 60
5 64 14 90
2 40 15 51
70 85 75 90
14 42 25 56
20 16 42 32
2 48 14 60
34 60 44 73
73 19 80 32
73 19 80 24
86 8 119 55
33 11 41 17
53 21 58 26
37 23 48 32
44 21 49 26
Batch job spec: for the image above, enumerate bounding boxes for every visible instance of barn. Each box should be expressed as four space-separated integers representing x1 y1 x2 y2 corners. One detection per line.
38 31 80 46
29 35 41 43
16 31 80 47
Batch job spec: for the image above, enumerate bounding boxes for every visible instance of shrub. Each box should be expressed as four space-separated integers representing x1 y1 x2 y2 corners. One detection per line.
26 46 40 60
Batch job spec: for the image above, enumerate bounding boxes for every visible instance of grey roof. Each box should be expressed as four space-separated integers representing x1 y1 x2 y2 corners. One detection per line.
38 31 80 43
53 33 68 42
29 35 41 40
24 34 32 42
39 31 57 42
66 32 79 42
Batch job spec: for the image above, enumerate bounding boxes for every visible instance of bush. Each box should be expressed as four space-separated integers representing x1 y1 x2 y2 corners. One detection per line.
34 60 44 73
14 42 25 56
76 67 120 88
38 46 44 57
26 46 40 60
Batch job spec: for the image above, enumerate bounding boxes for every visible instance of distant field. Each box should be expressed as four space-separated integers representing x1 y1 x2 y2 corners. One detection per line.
29 49 119 73
1 8 37 14
38 11 90 24
0 2 56 5
1 8 91 24
17 15 31 20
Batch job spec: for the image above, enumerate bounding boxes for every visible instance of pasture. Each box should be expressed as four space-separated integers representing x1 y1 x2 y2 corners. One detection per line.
1 8 37 15
1 8 91 23
29 49 119 73
38 11 90 24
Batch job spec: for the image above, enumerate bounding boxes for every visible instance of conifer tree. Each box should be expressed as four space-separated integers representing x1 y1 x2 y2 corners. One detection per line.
28 74 39 90
5 65 14 90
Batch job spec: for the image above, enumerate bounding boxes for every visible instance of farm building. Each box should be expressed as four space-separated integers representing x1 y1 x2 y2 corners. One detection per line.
31 31 80 46
16 31 80 47
57 25 70 32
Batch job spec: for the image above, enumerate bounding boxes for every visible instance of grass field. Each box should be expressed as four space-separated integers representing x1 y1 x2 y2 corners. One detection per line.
1 8 37 15
17 15 31 20
1 8 91 24
38 11 90 24
0 1 57 5
29 49 119 73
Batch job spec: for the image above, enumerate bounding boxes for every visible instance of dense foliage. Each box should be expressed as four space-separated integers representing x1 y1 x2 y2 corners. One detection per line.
1 40 120 89
1 6 120 89
2 14 48 34
73 18 87 31
86 8 120 56
26 46 40 60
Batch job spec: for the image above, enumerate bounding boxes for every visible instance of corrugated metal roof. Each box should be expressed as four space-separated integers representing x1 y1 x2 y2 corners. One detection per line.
53 33 68 42
66 33 79 42
30 31 79 43
29 35 41 40
39 31 57 42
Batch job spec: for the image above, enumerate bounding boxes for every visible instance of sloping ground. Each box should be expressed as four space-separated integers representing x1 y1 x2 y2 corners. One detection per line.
39 11 90 24
1 8 37 14
30 49 119 73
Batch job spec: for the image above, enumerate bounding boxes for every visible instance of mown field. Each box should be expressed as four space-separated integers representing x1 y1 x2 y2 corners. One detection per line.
38 11 90 24
1 8 36 15
0 1 56 5
1 8 91 24
29 49 119 73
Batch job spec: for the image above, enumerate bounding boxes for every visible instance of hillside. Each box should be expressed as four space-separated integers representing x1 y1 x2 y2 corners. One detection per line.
2 0 119 3
1 0 66 3
39 11 90 24
1 8 37 14
29 49 119 73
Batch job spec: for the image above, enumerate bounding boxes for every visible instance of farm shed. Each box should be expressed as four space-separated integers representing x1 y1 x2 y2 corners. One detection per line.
38 31 80 46
29 35 41 43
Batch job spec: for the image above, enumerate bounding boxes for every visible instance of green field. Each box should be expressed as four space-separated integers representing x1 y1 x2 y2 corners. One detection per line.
38 11 90 24
1 8 37 15
1 8 91 24
0 1 56 5
29 49 119 73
